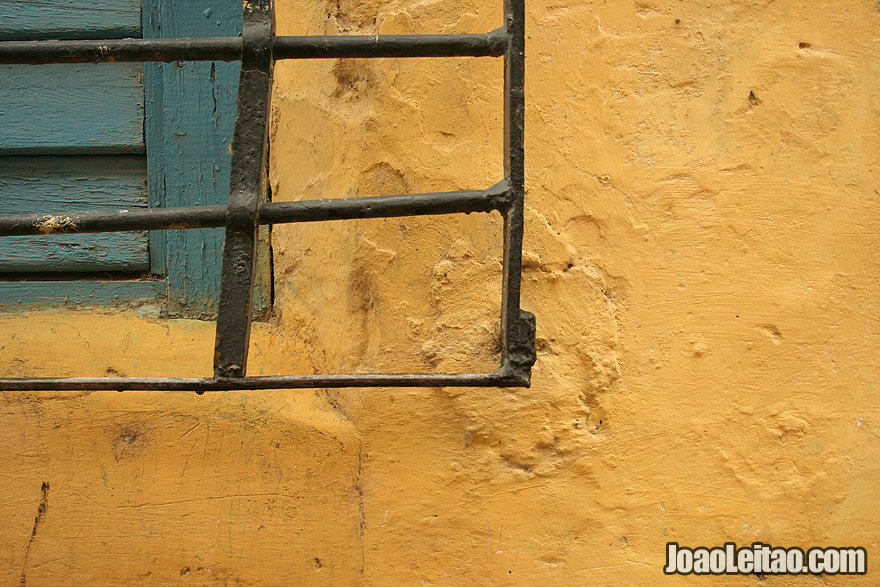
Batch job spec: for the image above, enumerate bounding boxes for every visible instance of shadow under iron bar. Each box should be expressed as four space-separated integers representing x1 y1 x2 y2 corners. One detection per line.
0 184 510 237
0 29 507 65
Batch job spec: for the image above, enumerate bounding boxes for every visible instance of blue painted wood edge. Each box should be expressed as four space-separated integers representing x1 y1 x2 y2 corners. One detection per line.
142 0 166 277
143 0 271 319
0 279 166 310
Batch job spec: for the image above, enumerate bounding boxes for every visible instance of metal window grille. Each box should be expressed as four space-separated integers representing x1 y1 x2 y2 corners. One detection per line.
0 0 535 392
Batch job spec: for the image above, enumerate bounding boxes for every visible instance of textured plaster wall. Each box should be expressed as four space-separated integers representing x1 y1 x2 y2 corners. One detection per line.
1 0 879 584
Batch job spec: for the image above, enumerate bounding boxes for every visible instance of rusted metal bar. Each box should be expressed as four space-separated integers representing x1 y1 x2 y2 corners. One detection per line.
499 0 536 385
0 30 507 65
212 0 274 379
0 184 510 237
274 30 507 59
0 37 241 65
259 182 510 223
0 371 519 392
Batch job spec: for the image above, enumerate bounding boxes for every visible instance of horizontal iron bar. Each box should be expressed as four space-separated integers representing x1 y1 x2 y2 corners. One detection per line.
0 370 526 391
261 182 509 224
274 31 507 59
0 184 510 236
0 30 507 65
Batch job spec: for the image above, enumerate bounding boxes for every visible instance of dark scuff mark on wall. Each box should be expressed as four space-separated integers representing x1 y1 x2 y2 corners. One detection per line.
19 481 49 587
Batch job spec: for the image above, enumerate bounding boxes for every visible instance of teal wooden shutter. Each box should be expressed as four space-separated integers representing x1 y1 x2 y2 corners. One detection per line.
0 0 270 315
0 0 149 275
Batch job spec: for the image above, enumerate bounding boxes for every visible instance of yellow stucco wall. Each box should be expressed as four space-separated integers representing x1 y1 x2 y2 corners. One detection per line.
1 0 879 584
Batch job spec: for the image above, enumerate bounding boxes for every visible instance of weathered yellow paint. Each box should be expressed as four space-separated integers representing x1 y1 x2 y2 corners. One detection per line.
2 0 879 584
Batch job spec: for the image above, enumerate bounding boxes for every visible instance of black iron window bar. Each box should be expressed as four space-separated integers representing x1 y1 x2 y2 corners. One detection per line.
0 0 535 392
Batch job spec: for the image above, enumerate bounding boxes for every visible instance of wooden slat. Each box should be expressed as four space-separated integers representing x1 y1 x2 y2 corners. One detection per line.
0 0 141 41
0 63 144 154
0 156 149 273
0 279 164 309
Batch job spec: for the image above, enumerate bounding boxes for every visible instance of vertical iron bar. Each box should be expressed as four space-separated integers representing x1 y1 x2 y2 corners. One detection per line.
213 0 274 379
500 0 536 384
